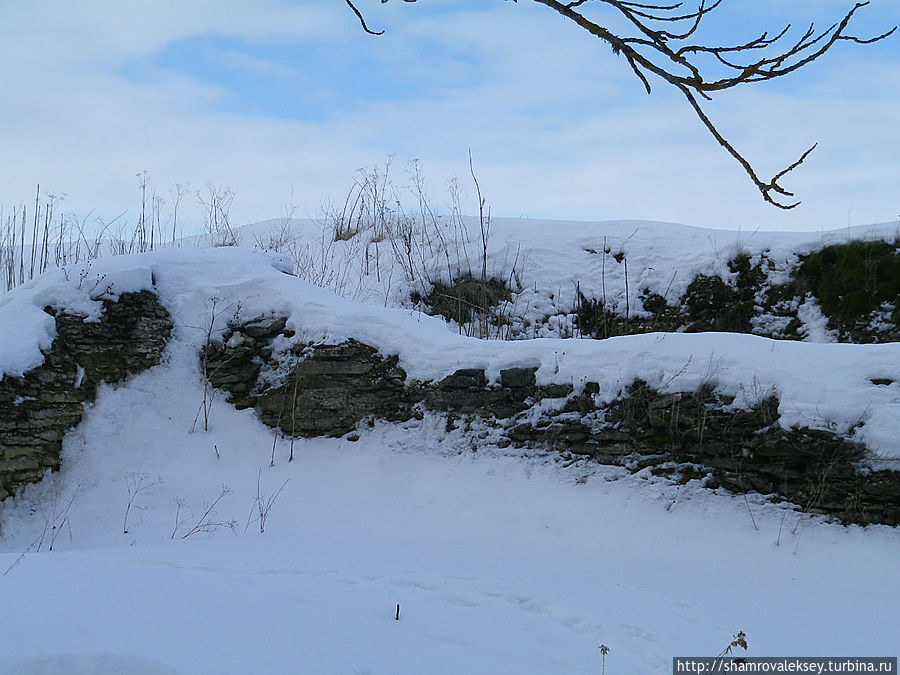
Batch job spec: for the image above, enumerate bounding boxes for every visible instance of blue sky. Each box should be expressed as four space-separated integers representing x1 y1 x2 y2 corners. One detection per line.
1 0 898 231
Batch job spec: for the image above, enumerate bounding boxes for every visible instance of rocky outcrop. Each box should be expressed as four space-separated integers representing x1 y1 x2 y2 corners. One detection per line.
0 291 172 500
203 316 900 527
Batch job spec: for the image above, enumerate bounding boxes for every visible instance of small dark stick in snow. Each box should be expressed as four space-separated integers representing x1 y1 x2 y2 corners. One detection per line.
395 604 400 621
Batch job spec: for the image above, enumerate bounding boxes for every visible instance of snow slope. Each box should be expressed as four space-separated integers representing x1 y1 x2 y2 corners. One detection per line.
0 223 898 674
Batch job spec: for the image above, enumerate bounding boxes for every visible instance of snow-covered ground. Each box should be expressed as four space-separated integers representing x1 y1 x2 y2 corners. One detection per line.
1 220 898 674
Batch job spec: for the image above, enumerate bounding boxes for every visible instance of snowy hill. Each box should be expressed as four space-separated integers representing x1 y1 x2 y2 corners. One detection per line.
0 220 898 673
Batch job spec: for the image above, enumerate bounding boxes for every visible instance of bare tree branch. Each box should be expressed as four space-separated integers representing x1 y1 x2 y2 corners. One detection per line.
345 0 384 35
352 0 896 209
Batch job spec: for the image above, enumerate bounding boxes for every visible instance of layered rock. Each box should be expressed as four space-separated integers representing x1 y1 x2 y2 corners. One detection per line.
0 291 172 500
202 316 900 527
257 340 410 437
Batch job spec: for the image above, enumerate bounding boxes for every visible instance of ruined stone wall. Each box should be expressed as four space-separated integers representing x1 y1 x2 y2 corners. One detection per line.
0 291 172 499
206 316 900 526
4 296 894 527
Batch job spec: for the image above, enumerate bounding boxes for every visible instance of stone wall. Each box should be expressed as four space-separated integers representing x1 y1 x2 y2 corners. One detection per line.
4 279 895 527
205 316 900 527
0 291 172 500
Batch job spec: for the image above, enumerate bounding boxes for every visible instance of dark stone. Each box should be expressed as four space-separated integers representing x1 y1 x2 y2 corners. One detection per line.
439 369 488 390
538 383 574 399
422 367 538 417
500 367 537 390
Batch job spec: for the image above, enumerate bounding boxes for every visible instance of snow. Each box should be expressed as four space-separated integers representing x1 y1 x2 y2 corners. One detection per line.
1 219 899 673
796 295 839 343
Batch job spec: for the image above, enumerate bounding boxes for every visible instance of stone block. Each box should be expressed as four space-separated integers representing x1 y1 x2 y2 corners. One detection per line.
500 367 536 389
